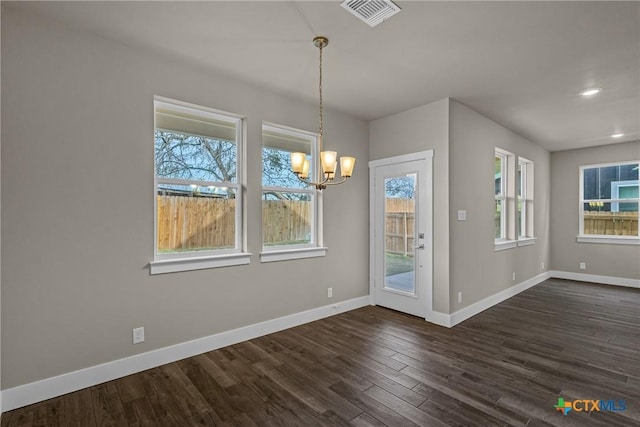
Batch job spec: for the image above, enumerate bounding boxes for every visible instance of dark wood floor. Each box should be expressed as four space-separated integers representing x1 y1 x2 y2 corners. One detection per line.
3 279 640 426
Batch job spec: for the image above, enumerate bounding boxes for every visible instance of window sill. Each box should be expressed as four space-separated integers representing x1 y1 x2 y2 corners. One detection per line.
260 246 327 263
517 237 537 247
576 235 640 245
149 252 252 274
494 240 517 251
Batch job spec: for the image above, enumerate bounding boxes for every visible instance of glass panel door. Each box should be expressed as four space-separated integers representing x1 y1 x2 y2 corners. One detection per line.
370 152 432 319
384 175 417 295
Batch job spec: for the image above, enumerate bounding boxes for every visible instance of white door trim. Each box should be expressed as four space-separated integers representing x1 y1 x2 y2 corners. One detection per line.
369 150 434 319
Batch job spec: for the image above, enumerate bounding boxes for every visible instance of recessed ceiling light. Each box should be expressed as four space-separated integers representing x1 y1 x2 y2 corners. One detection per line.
611 133 624 138
580 88 601 96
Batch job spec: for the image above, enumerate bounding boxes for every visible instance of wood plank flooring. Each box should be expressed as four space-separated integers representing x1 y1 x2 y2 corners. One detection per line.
3 279 640 426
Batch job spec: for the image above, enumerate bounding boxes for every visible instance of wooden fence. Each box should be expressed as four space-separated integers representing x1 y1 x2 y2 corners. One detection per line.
583 211 638 236
385 198 415 256
157 196 311 251
158 195 639 253
262 200 311 246
157 196 236 251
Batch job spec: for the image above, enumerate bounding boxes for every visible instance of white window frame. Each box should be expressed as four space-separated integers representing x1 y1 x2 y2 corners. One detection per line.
260 122 326 262
578 160 640 245
150 97 250 274
495 148 517 250
517 157 536 246
495 151 507 240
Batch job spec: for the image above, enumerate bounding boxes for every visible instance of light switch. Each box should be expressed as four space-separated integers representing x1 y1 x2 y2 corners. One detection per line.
457 210 467 221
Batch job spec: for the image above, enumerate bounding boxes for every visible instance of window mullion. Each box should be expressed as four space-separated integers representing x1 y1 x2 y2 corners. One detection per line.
157 177 238 188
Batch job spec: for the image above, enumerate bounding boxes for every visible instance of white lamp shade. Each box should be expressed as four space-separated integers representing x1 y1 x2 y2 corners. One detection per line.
321 151 337 175
301 159 310 179
340 156 356 177
291 152 306 174
327 161 337 179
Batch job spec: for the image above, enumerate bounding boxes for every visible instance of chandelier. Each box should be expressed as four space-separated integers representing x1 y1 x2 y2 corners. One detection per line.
290 36 355 190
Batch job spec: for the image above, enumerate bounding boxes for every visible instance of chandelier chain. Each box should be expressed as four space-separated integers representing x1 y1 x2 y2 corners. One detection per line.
319 41 323 140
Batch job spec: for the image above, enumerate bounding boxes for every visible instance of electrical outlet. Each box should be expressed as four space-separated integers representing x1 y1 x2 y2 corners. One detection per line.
579 262 586 270
457 292 462 304
512 272 516 281
132 327 145 344
541 262 545 270
328 287 333 298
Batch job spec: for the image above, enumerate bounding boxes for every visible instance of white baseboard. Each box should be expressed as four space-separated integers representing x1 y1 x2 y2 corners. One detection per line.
426 310 452 328
5 270 637 413
426 272 551 329
1 295 370 413
426 270 639 330
449 272 551 327
549 271 640 289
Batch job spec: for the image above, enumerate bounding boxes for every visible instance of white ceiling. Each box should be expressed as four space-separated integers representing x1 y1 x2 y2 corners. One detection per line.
7 1 640 151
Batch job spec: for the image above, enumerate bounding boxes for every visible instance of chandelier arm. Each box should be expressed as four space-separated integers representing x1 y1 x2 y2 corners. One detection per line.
322 177 350 186
294 174 330 188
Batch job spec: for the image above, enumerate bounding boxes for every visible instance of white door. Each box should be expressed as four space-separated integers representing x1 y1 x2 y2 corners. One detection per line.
369 151 433 318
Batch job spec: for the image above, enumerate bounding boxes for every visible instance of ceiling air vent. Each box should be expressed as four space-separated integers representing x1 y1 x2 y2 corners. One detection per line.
340 0 401 27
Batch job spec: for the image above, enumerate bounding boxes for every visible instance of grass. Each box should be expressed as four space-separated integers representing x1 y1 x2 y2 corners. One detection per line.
385 252 415 277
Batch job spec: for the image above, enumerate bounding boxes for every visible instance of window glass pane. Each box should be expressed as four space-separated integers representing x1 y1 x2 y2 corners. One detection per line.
618 201 639 213
517 200 523 238
155 130 237 182
262 192 312 246
262 146 311 189
583 202 638 236
582 164 639 200
157 184 235 253
584 201 611 212
495 199 502 239
598 166 617 199
517 162 523 198
495 156 503 196
517 162 523 237
583 167 598 200
384 175 416 295
620 164 640 181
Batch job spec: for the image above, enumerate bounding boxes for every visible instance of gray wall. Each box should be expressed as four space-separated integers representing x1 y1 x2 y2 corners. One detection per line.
369 99 450 313
449 100 550 313
1 7 369 389
550 141 640 279
0 3 3 412
369 99 551 315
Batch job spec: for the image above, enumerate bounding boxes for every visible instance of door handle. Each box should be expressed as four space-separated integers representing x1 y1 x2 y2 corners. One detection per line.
414 244 424 250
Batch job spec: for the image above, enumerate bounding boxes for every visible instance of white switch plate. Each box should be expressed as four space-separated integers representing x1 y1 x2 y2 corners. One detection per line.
328 287 333 298
133 327 145 344
457 292 462 304
457 210 467 221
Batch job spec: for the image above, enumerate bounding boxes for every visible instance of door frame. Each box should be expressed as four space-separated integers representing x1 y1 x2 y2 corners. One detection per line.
369 150 434 319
